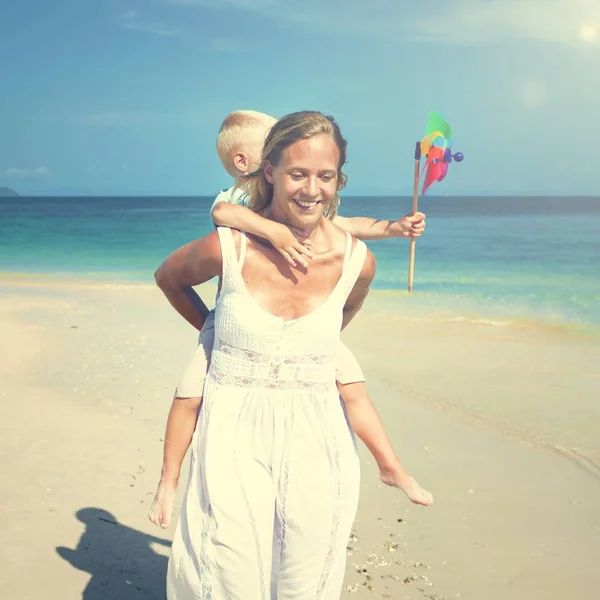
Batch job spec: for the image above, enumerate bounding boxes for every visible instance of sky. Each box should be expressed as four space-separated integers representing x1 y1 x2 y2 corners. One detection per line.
1 0 599 196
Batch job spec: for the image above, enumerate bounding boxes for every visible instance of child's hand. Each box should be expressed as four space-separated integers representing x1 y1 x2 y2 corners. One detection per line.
268 223 313 268
390 212 426 238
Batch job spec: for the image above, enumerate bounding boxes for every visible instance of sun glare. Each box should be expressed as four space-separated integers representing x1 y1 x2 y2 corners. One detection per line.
580 23 598 42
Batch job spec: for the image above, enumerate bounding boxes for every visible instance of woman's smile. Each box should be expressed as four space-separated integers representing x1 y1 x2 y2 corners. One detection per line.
292 198 322 211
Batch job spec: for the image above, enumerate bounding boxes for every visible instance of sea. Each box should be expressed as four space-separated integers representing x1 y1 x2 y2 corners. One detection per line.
1 195 599 333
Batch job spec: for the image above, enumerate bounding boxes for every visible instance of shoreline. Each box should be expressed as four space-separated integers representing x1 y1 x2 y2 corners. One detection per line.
2 273 599 339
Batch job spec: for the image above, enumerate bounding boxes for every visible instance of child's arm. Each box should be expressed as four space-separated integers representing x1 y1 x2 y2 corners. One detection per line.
211 202 313 268
333 212 426 240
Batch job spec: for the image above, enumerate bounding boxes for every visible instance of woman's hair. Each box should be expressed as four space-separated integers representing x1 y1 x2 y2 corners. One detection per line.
237 111 348 219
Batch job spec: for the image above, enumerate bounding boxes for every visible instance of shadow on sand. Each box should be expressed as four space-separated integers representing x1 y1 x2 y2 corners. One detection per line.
56 507 171 599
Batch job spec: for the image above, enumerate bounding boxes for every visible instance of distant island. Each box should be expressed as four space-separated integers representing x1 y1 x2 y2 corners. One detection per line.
0 187 19 197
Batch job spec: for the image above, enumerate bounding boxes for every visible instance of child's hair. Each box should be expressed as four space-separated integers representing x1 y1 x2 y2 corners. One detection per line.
216 110 275 177
237 111 348 220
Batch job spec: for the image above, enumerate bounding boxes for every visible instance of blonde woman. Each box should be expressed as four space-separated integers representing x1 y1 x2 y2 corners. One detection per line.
156 111 375 599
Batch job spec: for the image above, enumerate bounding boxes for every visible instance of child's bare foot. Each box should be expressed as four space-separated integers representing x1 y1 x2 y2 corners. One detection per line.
148 478 178 528
380 469 433 506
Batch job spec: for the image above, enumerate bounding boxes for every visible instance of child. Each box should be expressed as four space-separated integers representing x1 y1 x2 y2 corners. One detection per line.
149 110 432 529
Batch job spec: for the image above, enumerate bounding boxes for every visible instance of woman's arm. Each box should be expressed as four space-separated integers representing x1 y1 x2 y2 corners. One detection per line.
154 231 222 331
341 248 376 330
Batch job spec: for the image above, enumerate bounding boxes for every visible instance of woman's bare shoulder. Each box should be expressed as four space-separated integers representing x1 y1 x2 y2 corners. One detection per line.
322 217 350 249
228 227 246 263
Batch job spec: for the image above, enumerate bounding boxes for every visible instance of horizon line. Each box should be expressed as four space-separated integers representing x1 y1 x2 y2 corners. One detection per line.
3 193 600 199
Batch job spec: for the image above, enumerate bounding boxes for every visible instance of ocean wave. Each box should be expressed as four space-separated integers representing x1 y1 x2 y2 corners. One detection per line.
412 315 514 327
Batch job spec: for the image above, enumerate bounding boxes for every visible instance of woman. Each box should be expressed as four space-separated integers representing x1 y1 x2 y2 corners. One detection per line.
155 111 376 599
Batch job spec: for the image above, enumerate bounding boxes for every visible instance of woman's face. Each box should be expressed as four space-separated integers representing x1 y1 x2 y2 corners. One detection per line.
264 134 340 229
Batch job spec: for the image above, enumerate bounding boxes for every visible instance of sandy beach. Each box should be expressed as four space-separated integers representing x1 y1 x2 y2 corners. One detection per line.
1 278 599 600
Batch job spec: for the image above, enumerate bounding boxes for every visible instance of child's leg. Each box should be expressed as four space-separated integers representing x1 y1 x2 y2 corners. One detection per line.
149 394 202 528
336 343 433 506
148 314 215 528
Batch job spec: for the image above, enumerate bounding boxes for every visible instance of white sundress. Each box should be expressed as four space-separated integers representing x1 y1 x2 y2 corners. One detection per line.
167 226 368 600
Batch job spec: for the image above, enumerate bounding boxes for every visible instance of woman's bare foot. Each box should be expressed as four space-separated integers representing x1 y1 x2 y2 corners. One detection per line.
148 478 178 529
380 468 433 506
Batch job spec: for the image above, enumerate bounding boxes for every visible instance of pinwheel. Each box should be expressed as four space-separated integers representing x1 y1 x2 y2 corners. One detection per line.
408 111 464 292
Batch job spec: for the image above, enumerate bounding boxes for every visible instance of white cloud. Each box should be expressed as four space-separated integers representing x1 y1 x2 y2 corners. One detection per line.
161 0 272 6
159 0 600 46
6 167 28 177
6 166 53 177
412 0 600 46
119 9 182 37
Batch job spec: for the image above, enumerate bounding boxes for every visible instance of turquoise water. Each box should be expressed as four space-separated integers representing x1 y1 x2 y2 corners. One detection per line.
2 196 599 329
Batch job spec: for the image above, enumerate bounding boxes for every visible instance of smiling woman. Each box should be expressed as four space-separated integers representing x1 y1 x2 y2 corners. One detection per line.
240 111 348 222
155 111 376 600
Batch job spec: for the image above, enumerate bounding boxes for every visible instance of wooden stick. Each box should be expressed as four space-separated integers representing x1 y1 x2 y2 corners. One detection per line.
408 142 421 292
